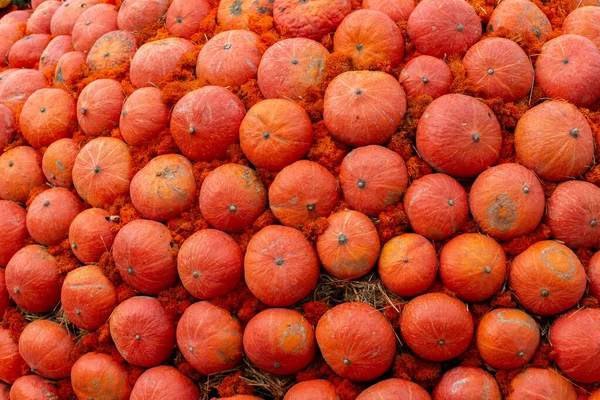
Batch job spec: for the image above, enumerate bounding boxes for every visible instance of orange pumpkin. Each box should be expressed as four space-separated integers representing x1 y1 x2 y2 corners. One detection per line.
0 25 23 66
487 0 551 41
399 55 453 99
433 367 501 400
324 71 407 146
244 309 316 375
0 381 6 399
71 352 131 400
563 6 600 48
86 30 138 71
72 4 118 53
55 51 86 85
69 208 117 263
0 69 16 92
8 34 50 68
117 0 169 32
0 200 27 267
506 368 576 400
26 187 82 246
0 105 14 152
39 35 74 74
316 302 396 381
284 380 338 400
165 0 211 39
0 11 32 28
589 251 600 299
50 0 100 35
41 138 79 188
27 1 61 34
120 87 170 147
269 160 339 228
18 320 74 379
0 146 45 204
9 375 59 400
362 0 415 22
130 366 200 400
0 328 24 384
77 79 125 136
509 241 586 316
239 99 313 171
273 0 351 40
218 0 274 30
592 390 600 400
221 397 263 400
0 69 46 114
0 270 9 325
356 379 431 400
130 38 194 88
317 210 380 280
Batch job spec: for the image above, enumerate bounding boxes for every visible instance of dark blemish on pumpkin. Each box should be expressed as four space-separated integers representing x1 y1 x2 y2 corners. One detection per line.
487 24 494 33
230 0 243 16
262 131 271 139
71 242 78 249
93 166 101 174
43 200 50 207
357 179 366 189
56 68 64 83
39 107 46 114
40 56 46 62
562 58 569 65
273 362 281 368
122 109 128 117
275 257 284 266
176 16 183 23
355 89 362 96
103 52 110 58
156 166 176 180
422 77 429 84
486 193 517 231
355 44 363 52
484 265 492 274
299 0 308 4
456 24 464 32
522 185 530 194
228 204 237 212
541 289 549 297
75 309 81 316
24 36 33 40
127 266 135 275
291 58 298 65
591 219 597 227
488 113 492 119
569 128 579 138
472 133 480 142
8 161 13 167
338 233 348 245
533 27 541 39
403 257 409 263
80 108 87 115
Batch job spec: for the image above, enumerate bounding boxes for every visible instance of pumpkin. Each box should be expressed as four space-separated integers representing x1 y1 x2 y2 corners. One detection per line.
239 99 313 171
269 160 339 228
55 51 86 85
416 94 502 178
469 163 545 241
196 30 263 87
199 164 267 233
356 379 431 400
0 69 16 92
18 320 74 379
339 145 408 216
433 367 501 400
0 270 10 316
77 79 125 136
487 0 551 42
362 0 415 22
165 0 211 39
316 210 380 280
284 380 338 400
31 0 48 9
316 302 396 381
71 352 131 400
26 1 61 34
324 70 407 146
403 173 468 240
109 296 176 367
50 0 99 35
0 105 14 153
547 181 600 249
26 187 82 246
217 0 273 30
176 302 243 375
0 146 44 204
273 0 351 40
509 241 586 316
0 11 31 27
117 0 168 31
41 138 79 188
0 328 24 384
8 34 51 68
39 35 74 74
0 383 6 400
4 245 60 313
506 368 576 400
257 38 329 100
9 375 59 400
245 225 319 307
563 6 600 48
400 293 473 362
334 9 404 69
221 397 263 400
177 229 243 300
130 38 194 88
0 69 46 114
20 88 77 149
120 87 170 146
244 308 316 375
112 219 177 295
0 25 22 67
72 137 132 207
591 390 600 400
378 233 437 297
69 208 117 263
589 251 600 299
72 4 119 53
86 30 138 70
130 366 200 400
61 265 117 331
170 86 246 162
130 154 196 221
0 200 27 267
535 35 600 107
476 308 540 370
399 55 452 99
515 101 593 182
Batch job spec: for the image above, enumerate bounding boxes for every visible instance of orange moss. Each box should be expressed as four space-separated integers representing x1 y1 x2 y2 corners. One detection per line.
97 252 123 287
301 217 329 244
382 304 401 329
218 371 255 397
466 0 495 24
297 86 325 123
176 360 203 381
74 63 131 96
307 121 349 175
392 353 442 389
157 284 197 322
489 291 517 308
483 98 530 130
234 79 264 110
334 379 363 400
105 196 141 232
302 301 331 326
1 307 27 341
376 202 410 245
447 55 478 96
585 165 600 186
232 209 277 254
190 8 219 44
57 379 75 399
541 181 558 198
116 284 136 303
531 342 553 369
502 223 552 256
388 131 414 161
134 21 170 45
319 52 353 90
495 369 521 397
458 343 484 367
497 130 516 164
47 239 81 286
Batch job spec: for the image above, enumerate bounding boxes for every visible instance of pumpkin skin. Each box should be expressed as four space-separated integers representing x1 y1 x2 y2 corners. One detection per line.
217 0 274 30
0 383 6 400
199 164 267 233
239 99 313 171
563 6 600 48
0 146 44 204
9 375 59 400
72 137 132 207
0 69 17 92
77 79 125 136
356 379 431 400
50 0 99 35
72 4 119 53
165 0 211 39
273 0 352 40
487 0 551 42
0 200 27 267
284 380 338 400
18 320 74 379
589 251 600 299
324 71 407 147
0 105 14 153
71 352 131 400
130 154 196 221
112 219 177 295
547 181 600 249
515 101 594 182
476 309 540 370
399 55 452 99
39 35 74 74
334 10 404 69
0 11 32 26
42 138 79 188
0 328 24 384
130 366 200 400
257 38 329 100
469 163 545 241
87 30 138 70
592 390 600 400
316 302 396 381
506 368 576 400
244 309 317 375
221 397 263 400
130 38 194 88
68 208 117 263
20 88 77 149
120 87 170 147
178 229 243 300
0 270 11 316
416 94 502 178
8 34 51 68
433 367 501 400
362 0 415 22
61 265 117 331
196 30 262 87
27 1 61 34
55 51 86 85
176 302 243 375
269 160 339 228
535 35 600 107
170 86 246 162
317 210 380 280
339 145 408 217
245 225 319 307
403 173 468 240
400 293 474 362
117 0 169 32
509 241 586 316
0 25 22 66
0 70 46 115
26 187 82 246
407 0 481 58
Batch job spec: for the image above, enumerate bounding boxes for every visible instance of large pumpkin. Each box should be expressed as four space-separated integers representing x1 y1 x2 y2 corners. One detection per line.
68 208 117 263
356 379 431 400
27 1 61 34
0 146 45 204
433 367 501 400
26 187 82 246
0 69 46 114
120 87 170 147
0 271 8 328
7 34 50 68
589 251 600 299
117 0 168 32
18 320 74 379
72 4 119 53
41 138 79 188
273 0 352 40
362 0 415 22
0 200 27 267
38 35 74 74
487 0 551 41
86 30 138 70
0 105 14 153
506 368 576 400
399 55 453 99
217 0 273 30
9 375 59 400
71 352 131 400
50 0 100 35
0 328 24 384
130 38 194 88
563 6 600 48
77 79 125 136
0 25 23 66
165 0 210 39
130 366 200 400
284 380 338 400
